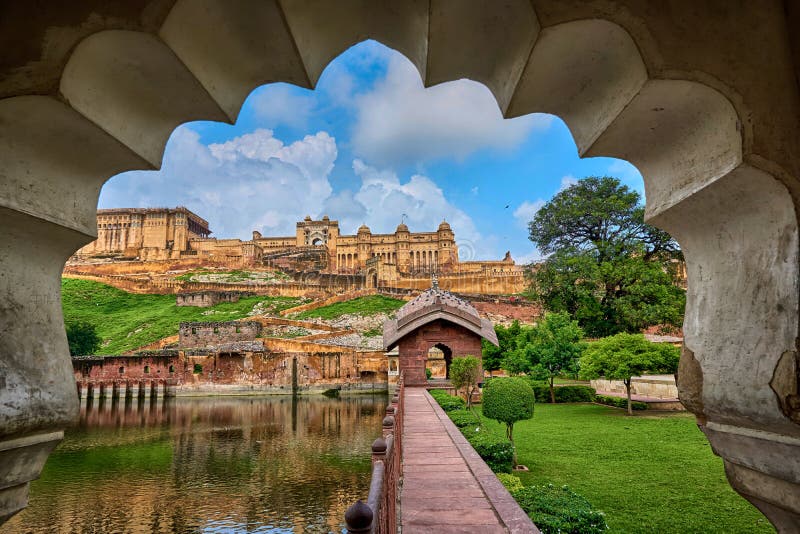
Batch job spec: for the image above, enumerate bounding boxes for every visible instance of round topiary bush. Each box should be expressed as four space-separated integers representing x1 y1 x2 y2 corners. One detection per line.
482 377 535 467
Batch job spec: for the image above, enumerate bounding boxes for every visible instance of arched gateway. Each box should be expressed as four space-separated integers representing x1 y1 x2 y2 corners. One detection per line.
383 282 498 387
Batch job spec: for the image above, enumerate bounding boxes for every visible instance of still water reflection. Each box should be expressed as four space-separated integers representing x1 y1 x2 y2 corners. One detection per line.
7 394 387 533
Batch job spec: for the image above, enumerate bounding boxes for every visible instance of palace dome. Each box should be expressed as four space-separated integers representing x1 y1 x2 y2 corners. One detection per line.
438 221 451 231
396 223 409 233
357 223 371 233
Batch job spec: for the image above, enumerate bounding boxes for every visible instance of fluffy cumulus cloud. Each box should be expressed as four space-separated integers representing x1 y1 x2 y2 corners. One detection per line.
249 85 315 130
322 159 492 260
100 128 337 239
350 53 551 167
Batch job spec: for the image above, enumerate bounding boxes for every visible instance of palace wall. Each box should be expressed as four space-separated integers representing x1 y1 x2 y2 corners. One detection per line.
179 321 263 347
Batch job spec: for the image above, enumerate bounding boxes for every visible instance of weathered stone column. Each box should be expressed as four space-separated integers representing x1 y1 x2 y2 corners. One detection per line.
0 95 145 522
653 165 800 531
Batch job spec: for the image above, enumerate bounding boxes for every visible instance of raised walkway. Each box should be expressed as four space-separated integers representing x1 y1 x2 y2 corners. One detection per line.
400 388 538 533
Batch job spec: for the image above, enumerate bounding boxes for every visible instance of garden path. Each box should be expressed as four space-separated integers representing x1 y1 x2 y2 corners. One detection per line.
399 388 538 533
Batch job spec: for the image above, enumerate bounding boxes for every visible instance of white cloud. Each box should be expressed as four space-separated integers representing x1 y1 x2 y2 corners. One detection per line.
100 127 337 239
513 200 545 229
320 159 493 260
470 186 479 195
249 85 315 130
350 53 551 167
558 174 578 192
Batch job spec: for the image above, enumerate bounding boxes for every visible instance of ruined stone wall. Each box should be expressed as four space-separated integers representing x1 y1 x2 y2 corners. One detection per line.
396 319 484 386
73 352 179 382
176 291 247 307
178 321 262 347
470 300 541 324
73 348 389 395
390 272 525 295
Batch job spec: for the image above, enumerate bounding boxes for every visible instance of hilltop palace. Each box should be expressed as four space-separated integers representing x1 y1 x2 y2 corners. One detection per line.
75 207 522 279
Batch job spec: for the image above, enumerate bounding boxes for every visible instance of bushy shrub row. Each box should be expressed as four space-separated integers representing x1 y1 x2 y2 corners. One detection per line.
447 409 481 429
511 484 608 534
595 395 648 411
466 431 514 473
530 384 596 403
429 389 465 412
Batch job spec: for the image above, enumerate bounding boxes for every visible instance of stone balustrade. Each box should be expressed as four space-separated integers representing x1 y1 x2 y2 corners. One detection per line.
345 375 404 533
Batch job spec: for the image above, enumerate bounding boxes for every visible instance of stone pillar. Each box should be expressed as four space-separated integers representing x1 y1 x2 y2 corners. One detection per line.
164 379 177 398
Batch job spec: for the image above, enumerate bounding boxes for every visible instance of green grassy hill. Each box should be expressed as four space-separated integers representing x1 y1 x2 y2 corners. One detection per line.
62 278 303 354
292 295 406 320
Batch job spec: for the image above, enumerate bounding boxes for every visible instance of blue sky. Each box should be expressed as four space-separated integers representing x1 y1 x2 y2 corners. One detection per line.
101 40 643 264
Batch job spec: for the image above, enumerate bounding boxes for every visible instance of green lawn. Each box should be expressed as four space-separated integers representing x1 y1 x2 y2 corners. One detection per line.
474 403 773 533
62 278 303 354
292 295 405 320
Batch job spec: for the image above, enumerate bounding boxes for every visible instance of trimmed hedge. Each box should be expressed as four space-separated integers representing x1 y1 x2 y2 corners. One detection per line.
512 484 608 534
595 394 648 411
447 409 481 430
531 384 596 404
466 431 514 473
429 389 466 412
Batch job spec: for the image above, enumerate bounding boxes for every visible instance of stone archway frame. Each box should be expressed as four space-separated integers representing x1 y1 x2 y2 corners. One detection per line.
1 2 799 528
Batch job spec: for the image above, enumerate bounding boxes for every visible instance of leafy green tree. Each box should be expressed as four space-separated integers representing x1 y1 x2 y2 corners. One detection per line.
526 176 685 337
482 321 521 376
450 356 481 408
527 312 585 403
66 321 101 356
580 333 680 415
482 377 535 467
501 349 530 376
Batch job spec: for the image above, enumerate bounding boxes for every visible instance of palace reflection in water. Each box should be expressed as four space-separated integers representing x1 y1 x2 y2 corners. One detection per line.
6 393 387 533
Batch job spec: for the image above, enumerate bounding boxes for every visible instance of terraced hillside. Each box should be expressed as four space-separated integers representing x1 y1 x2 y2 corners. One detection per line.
62 279 304 354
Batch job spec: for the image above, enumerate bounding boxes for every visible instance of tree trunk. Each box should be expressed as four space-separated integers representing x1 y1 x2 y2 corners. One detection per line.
549 375 556 404
625 379 632 415
508 423 517 468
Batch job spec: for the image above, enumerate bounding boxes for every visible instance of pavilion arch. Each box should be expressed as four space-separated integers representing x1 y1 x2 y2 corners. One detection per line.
1 2 800 529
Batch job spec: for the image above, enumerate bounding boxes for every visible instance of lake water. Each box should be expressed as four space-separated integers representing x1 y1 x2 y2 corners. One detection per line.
5 394 387 533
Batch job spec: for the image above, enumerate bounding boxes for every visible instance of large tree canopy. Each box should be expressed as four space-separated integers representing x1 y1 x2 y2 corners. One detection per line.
526 176 685 337
529 176 679 262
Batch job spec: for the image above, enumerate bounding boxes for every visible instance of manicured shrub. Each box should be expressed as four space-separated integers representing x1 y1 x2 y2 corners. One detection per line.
425 368 432 379
467 431 514 473
512 484 608 534
497 473 524 492
530 384 596 403
595 395 648 411
482 377 535 466
429 389 466 412
447 409 481 429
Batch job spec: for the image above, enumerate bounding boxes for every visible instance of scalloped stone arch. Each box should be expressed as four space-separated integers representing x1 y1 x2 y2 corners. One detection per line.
1 3 799 530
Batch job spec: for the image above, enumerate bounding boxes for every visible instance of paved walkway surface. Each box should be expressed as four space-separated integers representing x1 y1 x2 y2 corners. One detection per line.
400 388 537 533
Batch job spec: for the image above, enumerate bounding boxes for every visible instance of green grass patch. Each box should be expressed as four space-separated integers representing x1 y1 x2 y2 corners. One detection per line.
293 295 405 320
62 278 302 354
175 269 290 283
475 404 773 533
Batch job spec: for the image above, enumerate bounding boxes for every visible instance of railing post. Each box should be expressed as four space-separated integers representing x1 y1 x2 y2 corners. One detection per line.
382 415 395 439
372 436 387 465
344 500 373 533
